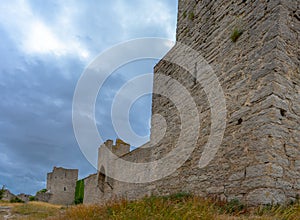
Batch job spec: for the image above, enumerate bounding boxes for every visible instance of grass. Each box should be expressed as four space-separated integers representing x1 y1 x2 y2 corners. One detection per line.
53 195 219 220
10 202 63 219
0 200 23 206
52 194 300 220
1 194 300 219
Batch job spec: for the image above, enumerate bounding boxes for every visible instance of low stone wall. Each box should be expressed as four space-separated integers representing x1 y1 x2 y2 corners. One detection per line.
17 194 31 203
1 190 15 202
35 192 52 203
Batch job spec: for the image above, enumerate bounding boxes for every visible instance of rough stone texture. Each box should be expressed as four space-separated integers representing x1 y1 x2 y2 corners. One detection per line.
46 167 78 205
82 0 300 206
92 140 152 204
1 190 15 202
149 0 299 205
17 194 31 203
35 191 51 203
83 174 103 204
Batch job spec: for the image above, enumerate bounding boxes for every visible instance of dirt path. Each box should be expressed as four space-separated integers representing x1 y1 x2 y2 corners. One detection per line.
0 206 12 220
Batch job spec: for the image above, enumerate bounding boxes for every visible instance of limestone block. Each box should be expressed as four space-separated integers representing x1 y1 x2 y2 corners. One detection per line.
206 186 224 194
246 164 283 178
228 170 245 181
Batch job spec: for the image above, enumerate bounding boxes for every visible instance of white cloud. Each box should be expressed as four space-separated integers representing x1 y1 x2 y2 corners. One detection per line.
0 0 90 60
0 0 176 61
114 0 176 39
24 20 64 55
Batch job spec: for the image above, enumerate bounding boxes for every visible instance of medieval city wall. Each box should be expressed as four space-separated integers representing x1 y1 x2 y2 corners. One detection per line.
78 0 300 206
91 0 300 205
147 0 300 205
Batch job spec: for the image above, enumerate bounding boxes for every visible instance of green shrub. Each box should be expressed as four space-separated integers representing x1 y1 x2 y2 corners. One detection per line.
74 179 84 205
38 189 47 193
10 197 25 203
29 196 35 201
74 197 83 205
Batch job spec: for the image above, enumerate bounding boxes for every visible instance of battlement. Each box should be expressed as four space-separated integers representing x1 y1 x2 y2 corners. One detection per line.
101 139 130 157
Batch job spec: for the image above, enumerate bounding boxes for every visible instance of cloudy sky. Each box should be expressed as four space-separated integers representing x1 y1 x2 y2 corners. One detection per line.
0 0 177 195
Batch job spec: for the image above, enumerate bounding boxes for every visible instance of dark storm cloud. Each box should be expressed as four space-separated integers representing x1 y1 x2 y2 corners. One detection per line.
0 0 177 194
0 50 93 194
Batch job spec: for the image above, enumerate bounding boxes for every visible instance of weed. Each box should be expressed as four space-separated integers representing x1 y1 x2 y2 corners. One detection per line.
188 12 195 20
231 28 243 42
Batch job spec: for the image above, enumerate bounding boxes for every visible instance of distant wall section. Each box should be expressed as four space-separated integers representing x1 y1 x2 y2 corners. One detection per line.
46 167 78 205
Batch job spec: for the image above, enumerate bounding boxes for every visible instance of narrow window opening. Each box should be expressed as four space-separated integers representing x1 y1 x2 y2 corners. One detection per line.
280 109 286 117
237 118 243 125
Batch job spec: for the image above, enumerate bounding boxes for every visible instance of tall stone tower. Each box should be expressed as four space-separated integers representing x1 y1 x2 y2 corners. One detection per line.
46 167 78 205
149 0 300 205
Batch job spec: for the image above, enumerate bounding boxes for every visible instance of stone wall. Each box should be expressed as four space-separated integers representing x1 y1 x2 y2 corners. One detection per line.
84 0 300 205
35 191 51 203
83 174 103 204
1 190 15 202
148 0 300 205
90 140 152 204
17 194 31 203
46 167 78 205
106 142 153 201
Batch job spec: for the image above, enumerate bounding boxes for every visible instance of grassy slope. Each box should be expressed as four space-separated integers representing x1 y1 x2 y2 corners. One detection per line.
0 201 63 220
54 194 300 220
1 194 300 220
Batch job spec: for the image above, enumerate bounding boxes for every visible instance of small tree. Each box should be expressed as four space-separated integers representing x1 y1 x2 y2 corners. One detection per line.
29 196 35 201
74 180 84 205
10 197 24 203
0 185 6 200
